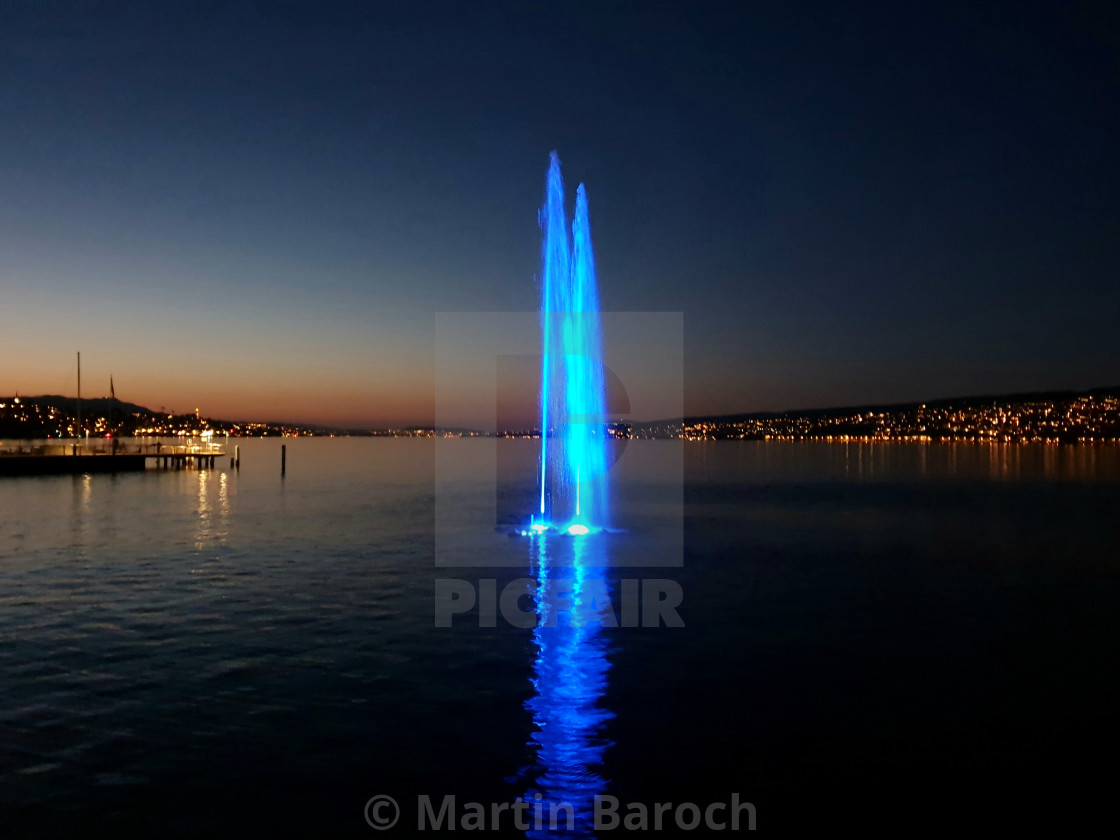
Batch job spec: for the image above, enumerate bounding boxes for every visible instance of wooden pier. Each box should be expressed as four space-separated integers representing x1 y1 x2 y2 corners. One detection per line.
150 450 224 470
0 443 228 477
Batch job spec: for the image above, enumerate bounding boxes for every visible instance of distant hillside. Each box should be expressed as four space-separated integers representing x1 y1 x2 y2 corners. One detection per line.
25 394 156 418
643 385 1120 427
0 395 321 439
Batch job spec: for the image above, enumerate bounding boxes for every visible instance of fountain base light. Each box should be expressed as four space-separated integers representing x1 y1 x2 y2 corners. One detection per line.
509 519 613 538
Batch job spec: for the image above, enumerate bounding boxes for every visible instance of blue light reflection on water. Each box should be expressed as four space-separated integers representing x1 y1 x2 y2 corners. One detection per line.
523 533 614 838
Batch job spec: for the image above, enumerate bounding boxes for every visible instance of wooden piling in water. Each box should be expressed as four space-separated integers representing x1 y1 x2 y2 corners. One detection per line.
281 444 286 476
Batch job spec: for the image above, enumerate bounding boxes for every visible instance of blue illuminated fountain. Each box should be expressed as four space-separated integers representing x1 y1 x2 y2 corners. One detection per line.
534 152 610 536
516 154 616 837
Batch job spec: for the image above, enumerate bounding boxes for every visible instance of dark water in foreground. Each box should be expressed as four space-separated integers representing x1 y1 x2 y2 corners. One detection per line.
1 439 1118 835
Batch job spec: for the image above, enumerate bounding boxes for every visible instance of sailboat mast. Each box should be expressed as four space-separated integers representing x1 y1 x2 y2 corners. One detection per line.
76 351 81 440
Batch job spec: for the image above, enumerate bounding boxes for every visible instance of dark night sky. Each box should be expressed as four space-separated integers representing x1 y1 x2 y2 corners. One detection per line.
1 0 1117 425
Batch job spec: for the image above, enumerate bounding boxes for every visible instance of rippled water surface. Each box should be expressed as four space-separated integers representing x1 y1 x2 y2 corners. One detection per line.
2 439 1119 835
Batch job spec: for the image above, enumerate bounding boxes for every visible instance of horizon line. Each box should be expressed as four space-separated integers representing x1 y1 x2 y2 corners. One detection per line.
5 384 1119 433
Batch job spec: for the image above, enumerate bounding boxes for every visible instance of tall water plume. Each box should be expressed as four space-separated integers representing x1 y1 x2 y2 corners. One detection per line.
536 153 610 532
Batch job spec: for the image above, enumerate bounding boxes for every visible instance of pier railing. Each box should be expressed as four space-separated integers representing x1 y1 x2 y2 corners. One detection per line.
0 441 226 457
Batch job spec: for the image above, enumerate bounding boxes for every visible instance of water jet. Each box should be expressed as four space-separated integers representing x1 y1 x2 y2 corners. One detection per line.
535 152 610 534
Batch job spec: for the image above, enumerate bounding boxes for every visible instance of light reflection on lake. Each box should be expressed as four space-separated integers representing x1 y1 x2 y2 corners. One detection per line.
1 438 1118 835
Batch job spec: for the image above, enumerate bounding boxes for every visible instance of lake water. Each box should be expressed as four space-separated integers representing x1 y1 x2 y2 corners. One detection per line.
2 439 1118 835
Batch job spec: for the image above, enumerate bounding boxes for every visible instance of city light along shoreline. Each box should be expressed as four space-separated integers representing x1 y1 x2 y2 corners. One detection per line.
2 386 1119 444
